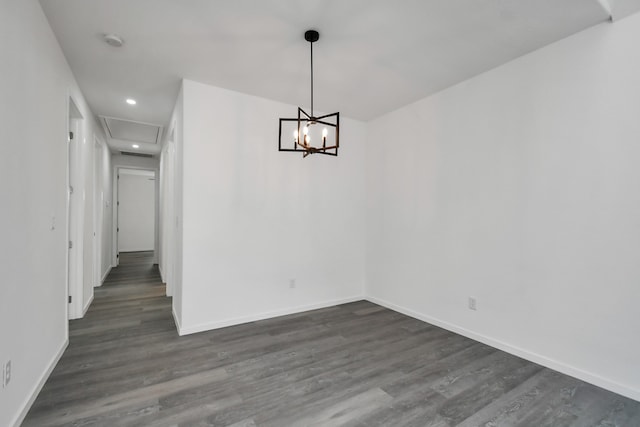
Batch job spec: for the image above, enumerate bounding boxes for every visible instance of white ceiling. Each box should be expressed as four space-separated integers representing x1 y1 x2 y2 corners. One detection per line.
39 0 640 152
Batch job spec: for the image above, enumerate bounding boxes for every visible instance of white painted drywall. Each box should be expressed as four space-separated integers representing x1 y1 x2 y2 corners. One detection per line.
111 153 160 170
159 96 182 302
161 86 184 324
0 0 105 424
117 170 156 252
366 15 640 401
177 80 365 333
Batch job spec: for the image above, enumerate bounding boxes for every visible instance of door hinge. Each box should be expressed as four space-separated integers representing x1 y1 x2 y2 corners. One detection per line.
117 227 119 232
69 131 74 140
68 295 72 303
69 186 74 195
68 240 73 249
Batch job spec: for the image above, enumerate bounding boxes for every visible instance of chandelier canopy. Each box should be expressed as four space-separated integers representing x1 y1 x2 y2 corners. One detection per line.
279 30 340 158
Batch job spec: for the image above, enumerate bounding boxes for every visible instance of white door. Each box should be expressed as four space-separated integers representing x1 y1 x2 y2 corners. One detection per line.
117 169 156 252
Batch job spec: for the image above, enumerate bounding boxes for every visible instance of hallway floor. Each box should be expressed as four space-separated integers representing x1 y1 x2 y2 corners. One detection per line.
23 252 640 426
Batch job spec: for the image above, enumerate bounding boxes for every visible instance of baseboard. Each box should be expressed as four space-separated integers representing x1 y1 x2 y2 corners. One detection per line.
11 338 68 427
81 293 94 317
100 265 112 285
159 265 165 283
172 305 182 335
366 295 640 403
176 295 364 336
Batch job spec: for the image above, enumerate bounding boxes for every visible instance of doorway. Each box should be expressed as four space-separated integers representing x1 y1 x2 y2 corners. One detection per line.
93 137 104 288
115 168 157 259
160 135 176 296
67 97 84 319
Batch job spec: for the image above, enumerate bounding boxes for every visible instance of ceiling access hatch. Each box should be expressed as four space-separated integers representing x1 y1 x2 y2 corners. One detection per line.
100 116 163 144
120 151 154 158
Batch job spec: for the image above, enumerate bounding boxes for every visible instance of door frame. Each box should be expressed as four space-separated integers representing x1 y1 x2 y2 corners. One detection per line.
112 165 160 266
160 132 176 296
93 136 104 287
66 95 84 320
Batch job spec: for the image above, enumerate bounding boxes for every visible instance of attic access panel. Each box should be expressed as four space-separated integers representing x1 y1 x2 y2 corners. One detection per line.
101 116 163 144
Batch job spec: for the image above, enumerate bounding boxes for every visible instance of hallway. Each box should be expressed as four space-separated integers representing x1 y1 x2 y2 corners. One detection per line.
23 253 640 426
23 252 176 425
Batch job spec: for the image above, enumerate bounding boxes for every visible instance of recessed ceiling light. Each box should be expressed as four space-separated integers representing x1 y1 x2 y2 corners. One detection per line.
103 34 124 47
132 144 140 149
126 98 137 105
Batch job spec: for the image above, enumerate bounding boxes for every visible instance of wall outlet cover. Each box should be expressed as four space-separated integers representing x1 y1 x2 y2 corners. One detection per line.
3 360 10 387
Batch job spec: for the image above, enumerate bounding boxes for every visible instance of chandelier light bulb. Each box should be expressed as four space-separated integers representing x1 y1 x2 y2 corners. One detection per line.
322 128 328 137
303 126 309 135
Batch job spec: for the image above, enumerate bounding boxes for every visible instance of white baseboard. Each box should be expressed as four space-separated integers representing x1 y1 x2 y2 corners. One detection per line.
176 295 364 336
172 305 182 335
81 294 94 317
159 265 165 283
12 338 68 427
100 265 112 285
366 295 640 403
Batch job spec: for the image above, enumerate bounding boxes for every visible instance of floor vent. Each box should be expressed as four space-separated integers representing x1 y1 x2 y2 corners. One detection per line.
120 151 154 158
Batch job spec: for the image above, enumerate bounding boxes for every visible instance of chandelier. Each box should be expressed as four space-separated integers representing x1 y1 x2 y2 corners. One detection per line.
279 30 340 158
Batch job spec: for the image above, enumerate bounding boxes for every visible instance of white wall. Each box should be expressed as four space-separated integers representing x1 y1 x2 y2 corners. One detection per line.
111 153 160 170
366 15 640 401
117 170 156 252
177 80 366 334
159 90 183 303
161 86 184 323
0 0 105 425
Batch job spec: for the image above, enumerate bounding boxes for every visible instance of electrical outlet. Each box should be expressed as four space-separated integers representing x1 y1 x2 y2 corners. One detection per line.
289 279 296 289
468 297 477 311
3 360 11 387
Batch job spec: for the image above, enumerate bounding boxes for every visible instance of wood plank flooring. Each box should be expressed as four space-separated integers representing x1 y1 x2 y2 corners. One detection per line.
23 252 640 426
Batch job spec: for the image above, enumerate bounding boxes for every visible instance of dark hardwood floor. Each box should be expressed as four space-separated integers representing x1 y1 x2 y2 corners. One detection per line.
23 252 640 426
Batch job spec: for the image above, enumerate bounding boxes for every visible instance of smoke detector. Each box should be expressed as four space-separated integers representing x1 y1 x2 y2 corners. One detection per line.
103 34 124 47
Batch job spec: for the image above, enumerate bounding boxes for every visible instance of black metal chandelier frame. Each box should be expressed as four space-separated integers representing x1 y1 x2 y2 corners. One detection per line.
279 30 340 157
